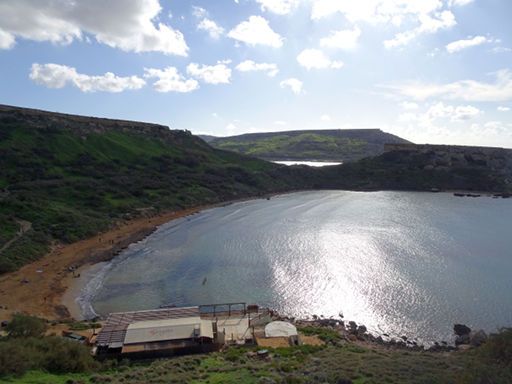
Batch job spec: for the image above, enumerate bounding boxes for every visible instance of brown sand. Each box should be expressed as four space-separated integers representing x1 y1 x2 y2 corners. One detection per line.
0 207 204 322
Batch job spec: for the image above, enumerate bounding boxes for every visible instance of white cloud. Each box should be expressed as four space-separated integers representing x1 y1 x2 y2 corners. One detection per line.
187 62 232 84
228 16 283 48
297 49 344 70
280 78 303 94
384 10 456 49
492 46 512 54
399 101 481 124
498 106 510 112
320 27 361 50
451 105 482 121
311 0 445 23
0 0 189 55
395 101 485 145
0 29 15 49
192 6 224 39
446 35 490 53
192 6 207 18
30 63 146 93
235 60 279 77
144 67 198 93
197 18 225 39
448 0 474 6
382 69 512 102
310 1 462 49
226 123 237 132
255 0 299 15
274 120 288 125
321 114 331 121
400 101 419 110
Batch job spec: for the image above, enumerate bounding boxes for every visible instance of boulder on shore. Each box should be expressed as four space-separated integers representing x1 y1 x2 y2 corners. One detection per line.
454 324 471 336
470 330 488 347
455 334 470 345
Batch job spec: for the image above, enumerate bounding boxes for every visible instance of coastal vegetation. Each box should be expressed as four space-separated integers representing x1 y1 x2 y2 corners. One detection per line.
0 315 98 377
202 129 410 162
2 315 512 383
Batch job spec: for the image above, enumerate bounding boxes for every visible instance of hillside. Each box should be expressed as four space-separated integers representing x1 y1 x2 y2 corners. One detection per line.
1 105 512 274
320 144 512 193
206 129 411 162
3 322 512 383
0 105 318 273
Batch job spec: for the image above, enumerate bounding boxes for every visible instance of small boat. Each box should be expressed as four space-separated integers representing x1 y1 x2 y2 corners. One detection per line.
202 277 207 285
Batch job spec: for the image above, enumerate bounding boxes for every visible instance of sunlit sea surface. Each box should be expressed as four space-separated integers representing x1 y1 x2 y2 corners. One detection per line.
82 191 512 343
273 160 342 167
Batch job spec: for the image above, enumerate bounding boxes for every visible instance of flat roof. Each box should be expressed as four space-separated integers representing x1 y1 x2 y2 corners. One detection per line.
124 317 214 344
97 306 200 348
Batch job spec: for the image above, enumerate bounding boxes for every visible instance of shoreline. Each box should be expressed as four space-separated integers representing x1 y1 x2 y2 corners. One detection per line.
1 189 510 323
0 192 283 323
0 205 212 322
60 262 108 321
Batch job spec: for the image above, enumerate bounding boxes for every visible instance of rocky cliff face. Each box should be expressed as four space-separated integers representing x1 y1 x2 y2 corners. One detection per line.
384 144 512 183
0 104 195 146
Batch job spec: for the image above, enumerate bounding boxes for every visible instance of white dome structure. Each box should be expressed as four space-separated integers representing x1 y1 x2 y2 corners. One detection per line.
264 321 298 338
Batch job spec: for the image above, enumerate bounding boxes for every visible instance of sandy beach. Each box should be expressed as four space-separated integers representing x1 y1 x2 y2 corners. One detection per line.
61 262 108 320
0 207 204 322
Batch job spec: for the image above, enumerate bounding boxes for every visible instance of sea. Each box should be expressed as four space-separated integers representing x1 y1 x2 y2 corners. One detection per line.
79 190 512 344
272 160 342 167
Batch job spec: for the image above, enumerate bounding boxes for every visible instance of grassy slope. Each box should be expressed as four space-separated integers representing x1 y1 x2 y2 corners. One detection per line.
0 110 318 273
5 342 512 384
208 129 410 162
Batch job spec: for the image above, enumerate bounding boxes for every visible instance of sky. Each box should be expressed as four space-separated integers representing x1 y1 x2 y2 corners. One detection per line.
0 0 512 147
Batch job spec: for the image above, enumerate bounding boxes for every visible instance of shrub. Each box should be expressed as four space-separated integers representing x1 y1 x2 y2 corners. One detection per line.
0 336 99 377
479 328 512 365
6 314 47 338
0 342 32 376
299 326 341 343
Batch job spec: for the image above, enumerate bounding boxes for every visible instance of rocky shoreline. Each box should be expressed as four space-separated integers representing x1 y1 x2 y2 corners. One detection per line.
275 313 491 353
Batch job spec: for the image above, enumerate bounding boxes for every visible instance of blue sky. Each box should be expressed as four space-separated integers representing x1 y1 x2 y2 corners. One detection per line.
0 0 511 147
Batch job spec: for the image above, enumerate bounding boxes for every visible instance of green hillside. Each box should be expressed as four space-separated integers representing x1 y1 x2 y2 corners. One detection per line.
1 105 511 273
0 105 318 273
206 129 411 162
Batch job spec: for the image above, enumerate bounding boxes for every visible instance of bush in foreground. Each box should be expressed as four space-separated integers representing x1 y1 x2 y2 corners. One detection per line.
0 336 99 377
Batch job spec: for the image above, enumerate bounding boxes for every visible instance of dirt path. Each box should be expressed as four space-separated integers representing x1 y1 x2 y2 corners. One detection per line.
0 207 204 322
0 219 32 254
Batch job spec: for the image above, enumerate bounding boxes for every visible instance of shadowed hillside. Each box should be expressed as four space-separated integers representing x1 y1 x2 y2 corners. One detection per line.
0 105 319 272
204 129 411 162
320 143 512 192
